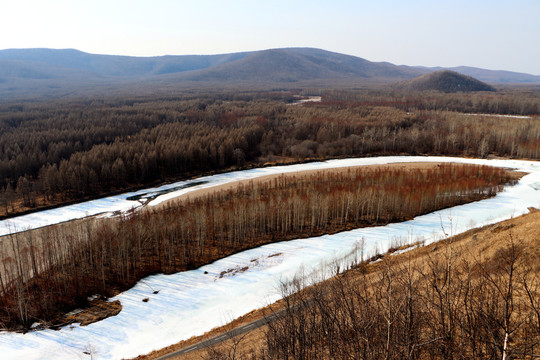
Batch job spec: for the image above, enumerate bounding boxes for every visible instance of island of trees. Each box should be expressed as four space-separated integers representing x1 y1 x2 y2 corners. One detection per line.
0 163 514 329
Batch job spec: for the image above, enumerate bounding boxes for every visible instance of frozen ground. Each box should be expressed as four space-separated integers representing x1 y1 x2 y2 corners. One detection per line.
1 156 540 359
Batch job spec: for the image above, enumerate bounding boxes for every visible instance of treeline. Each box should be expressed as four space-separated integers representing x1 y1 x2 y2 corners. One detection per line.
1 92 539 217
0 164 513 329
0 98 280 214
263 236 539 359
322 89 540 115
281 105 540 160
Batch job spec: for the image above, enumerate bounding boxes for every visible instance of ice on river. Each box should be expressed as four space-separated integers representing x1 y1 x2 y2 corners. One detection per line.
1 156 540 359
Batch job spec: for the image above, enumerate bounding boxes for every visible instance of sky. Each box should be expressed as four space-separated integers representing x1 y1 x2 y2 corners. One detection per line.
0 0 539 74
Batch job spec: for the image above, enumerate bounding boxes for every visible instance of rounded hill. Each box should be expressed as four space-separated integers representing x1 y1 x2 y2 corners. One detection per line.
395 70 497 92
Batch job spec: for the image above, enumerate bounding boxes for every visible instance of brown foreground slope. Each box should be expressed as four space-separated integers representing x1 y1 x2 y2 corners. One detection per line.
136 207 540 360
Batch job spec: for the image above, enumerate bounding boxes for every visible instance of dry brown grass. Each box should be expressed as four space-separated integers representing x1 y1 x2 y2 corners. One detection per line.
63 299 122 327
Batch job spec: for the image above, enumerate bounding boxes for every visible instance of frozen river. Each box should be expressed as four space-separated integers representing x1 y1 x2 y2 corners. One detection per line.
1 156 540 359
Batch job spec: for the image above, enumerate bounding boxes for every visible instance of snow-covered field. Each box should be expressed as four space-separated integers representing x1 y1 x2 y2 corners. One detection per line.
1 156 540 360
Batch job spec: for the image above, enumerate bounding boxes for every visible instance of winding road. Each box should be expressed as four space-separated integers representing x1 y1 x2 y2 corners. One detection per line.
156 310 284 359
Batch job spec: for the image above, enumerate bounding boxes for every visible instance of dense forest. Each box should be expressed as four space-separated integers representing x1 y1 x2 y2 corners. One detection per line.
322 89 540 115
0 164 513 329
0 89 539 217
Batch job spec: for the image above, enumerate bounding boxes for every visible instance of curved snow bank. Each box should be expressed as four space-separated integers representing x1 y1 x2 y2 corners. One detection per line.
1 157 540 359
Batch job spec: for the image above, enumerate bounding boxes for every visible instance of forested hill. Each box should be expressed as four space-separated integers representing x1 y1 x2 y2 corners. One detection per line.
0 48 250 77
395 70 497 92
1 47 540 100
175 48 423 82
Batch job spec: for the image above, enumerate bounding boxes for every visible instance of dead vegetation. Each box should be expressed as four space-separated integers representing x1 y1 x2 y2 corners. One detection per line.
63 298 122 327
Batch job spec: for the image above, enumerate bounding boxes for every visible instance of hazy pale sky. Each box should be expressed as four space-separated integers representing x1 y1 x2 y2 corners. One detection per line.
1 0 539 74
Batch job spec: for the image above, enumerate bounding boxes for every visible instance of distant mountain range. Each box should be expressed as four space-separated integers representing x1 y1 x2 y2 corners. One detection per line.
0 47 539 100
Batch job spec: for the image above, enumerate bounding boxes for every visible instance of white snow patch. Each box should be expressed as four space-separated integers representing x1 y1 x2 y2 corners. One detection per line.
530 182 540 190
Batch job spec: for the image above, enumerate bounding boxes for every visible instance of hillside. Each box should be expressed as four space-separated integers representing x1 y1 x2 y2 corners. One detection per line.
423 65 540 84
395 70 497 92
0 48 425 99
0 47 538 100
177 48 422 83
0 48 250 77
0 47 419 84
